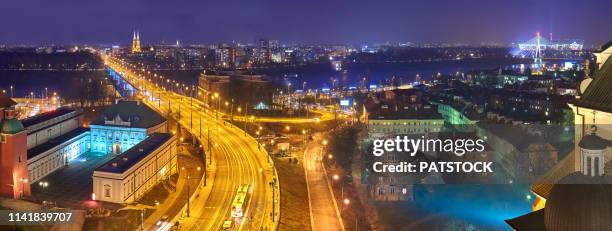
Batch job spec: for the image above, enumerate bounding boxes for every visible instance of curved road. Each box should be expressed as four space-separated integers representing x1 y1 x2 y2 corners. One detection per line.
105 57 278 231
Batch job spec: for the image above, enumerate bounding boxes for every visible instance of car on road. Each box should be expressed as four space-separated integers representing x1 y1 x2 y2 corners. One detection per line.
156 215 169 226
221 220 234 231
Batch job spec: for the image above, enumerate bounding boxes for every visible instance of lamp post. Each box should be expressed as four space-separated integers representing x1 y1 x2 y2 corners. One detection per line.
38 181 49 189
269 178 277 222
182 166 201 218
230 99 235 124
140 208 145 231
333 174 344 202
213 93 220 120
188 87 193 129
186 174 190 217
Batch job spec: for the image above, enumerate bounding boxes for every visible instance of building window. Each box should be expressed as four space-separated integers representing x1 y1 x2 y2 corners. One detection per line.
104 184 111 197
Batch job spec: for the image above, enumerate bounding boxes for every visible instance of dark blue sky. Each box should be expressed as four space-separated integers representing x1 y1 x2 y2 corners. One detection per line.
1 0 611 47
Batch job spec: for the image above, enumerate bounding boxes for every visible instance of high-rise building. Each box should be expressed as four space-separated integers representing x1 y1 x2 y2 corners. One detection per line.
131 31 141 53
258 39 271 63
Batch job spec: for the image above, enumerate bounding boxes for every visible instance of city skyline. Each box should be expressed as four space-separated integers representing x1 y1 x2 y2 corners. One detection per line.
1 0 611 46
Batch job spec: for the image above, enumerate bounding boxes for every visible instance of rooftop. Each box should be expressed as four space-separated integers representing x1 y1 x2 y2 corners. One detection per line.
368 104 444 120
91 100 165 129
21 107 78 128
366 89 443 120
27 127 89 159
576 56 612 113
95 133 172 174
597 40 612 53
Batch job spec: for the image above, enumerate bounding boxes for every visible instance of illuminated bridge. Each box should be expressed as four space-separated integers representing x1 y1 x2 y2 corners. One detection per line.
515 33 584 61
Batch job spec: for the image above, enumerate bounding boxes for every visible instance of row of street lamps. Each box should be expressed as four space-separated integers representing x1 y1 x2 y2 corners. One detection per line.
110 58 280 228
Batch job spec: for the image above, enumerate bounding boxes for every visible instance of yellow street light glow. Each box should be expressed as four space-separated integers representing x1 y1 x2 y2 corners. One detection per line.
285 125 290 131
343 198 350 205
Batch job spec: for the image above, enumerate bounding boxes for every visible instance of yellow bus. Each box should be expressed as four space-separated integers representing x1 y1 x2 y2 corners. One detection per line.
231 184 251 218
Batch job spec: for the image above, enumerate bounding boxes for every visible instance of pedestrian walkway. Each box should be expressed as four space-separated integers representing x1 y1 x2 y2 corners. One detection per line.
304 138 345 231
142 151 216 230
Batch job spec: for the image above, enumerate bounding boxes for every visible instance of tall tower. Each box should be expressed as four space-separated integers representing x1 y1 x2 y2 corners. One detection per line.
534 32 543 65
0 93 30 199
132 31 141 53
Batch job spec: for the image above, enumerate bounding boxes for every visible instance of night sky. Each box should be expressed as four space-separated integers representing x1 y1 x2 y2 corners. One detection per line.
1 0 611 46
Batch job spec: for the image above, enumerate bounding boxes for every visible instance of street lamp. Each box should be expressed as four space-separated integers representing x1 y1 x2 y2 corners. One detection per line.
213 93 220 120
333 174 346 204
38 181 49 189
184 166 201 217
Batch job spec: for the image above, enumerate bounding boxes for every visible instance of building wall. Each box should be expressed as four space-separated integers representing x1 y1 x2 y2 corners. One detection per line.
0 131 30 199
433 102 478 125
569 104 612 172
89 121 166 155
92 135 177 204
369 183 413 201
26 113 82 150
89 125 147 154
26 132 90 183
367 119 444 139
198 75 230 106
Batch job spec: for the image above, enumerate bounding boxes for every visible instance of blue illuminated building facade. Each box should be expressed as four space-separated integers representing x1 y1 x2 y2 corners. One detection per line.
89 100 167 154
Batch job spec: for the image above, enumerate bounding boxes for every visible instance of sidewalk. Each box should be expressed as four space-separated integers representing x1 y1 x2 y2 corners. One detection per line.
303 137 345 231
142 151 215 230
176 154 217 230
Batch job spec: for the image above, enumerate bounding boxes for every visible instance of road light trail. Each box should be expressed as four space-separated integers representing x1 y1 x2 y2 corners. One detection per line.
103 56 279 231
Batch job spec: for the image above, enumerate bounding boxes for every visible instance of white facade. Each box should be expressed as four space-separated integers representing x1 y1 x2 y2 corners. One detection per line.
25 110 82 149
92 134 177 204
27 131 90 183
581 148 605 177
368 119 444 139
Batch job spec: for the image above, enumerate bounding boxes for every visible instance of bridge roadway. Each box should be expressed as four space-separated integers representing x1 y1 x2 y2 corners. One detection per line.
105 57 279 231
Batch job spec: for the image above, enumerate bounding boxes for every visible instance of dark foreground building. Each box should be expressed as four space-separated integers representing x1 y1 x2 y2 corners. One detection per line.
198 71 273 110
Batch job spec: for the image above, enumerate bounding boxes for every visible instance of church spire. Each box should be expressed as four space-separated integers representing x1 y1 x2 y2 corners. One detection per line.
131 30 141 53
